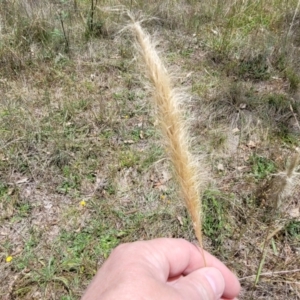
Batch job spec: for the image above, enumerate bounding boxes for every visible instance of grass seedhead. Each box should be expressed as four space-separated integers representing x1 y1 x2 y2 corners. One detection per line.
225 54 270 81
129 16 209 246
258 150 300 210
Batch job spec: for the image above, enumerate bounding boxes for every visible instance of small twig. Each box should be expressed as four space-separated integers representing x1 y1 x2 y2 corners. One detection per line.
0 137 25 150
254 250 267 286
240 269 300 280
59 11 70 53
73 0 78 12
250 222 273 298
124 209 138 215
90 0 94 32
266 223 285 241
287 0 300 37
289 103 300 131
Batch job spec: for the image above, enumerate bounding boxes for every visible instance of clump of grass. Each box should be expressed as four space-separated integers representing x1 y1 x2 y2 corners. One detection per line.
286 220 300 239
129 17 209 246
118 150 140 169
250 154 276 181
236 54 270 81
261 93 300 141
85 0 104 39
266 93 290 113
202 190 232 249
284 67 300 92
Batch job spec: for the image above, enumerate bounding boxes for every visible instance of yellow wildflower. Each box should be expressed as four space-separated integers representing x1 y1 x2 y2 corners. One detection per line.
6 256 13 263
80 200 86 207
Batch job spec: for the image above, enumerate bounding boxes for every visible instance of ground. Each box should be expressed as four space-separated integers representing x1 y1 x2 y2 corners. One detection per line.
0 1 300 299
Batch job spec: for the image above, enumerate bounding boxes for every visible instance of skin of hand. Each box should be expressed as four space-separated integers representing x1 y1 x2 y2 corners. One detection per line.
81 238 240 300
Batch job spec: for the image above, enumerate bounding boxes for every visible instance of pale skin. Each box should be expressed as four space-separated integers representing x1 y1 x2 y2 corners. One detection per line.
82 238 240 300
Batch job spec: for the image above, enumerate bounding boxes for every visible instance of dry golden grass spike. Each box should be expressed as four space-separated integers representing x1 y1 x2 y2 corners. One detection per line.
129 19 207 247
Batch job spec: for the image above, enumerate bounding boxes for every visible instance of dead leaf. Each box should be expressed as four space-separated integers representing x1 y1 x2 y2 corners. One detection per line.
288 208 300 218
211 29 219 35
94 173 107 191
139 130 144 139
161 170 172 184
237 166 246 171
217 163 224 171
239 144 248 151
232 127 240 134
0 154 8 161
153 182 168 191
0 228 9 236
7 188 14 195
24 187 32 197
124 140 135 144
12 246 23 256
44 201 53 210
177 215 184 226
247 140 256 148
16 178 29 184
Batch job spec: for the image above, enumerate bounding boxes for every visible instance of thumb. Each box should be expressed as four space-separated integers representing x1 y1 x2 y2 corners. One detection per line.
173 267 225 300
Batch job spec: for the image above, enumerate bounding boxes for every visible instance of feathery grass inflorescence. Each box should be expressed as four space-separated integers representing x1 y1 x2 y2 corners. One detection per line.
129 18 207 246
270 150 300 210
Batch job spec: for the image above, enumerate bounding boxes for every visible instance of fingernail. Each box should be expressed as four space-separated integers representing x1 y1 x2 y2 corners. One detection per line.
203 268 225 299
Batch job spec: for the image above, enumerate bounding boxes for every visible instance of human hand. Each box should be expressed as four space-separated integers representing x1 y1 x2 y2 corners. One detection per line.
82 238 240 300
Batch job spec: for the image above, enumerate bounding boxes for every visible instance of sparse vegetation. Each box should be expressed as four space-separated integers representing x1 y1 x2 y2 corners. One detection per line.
1 1 300 299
